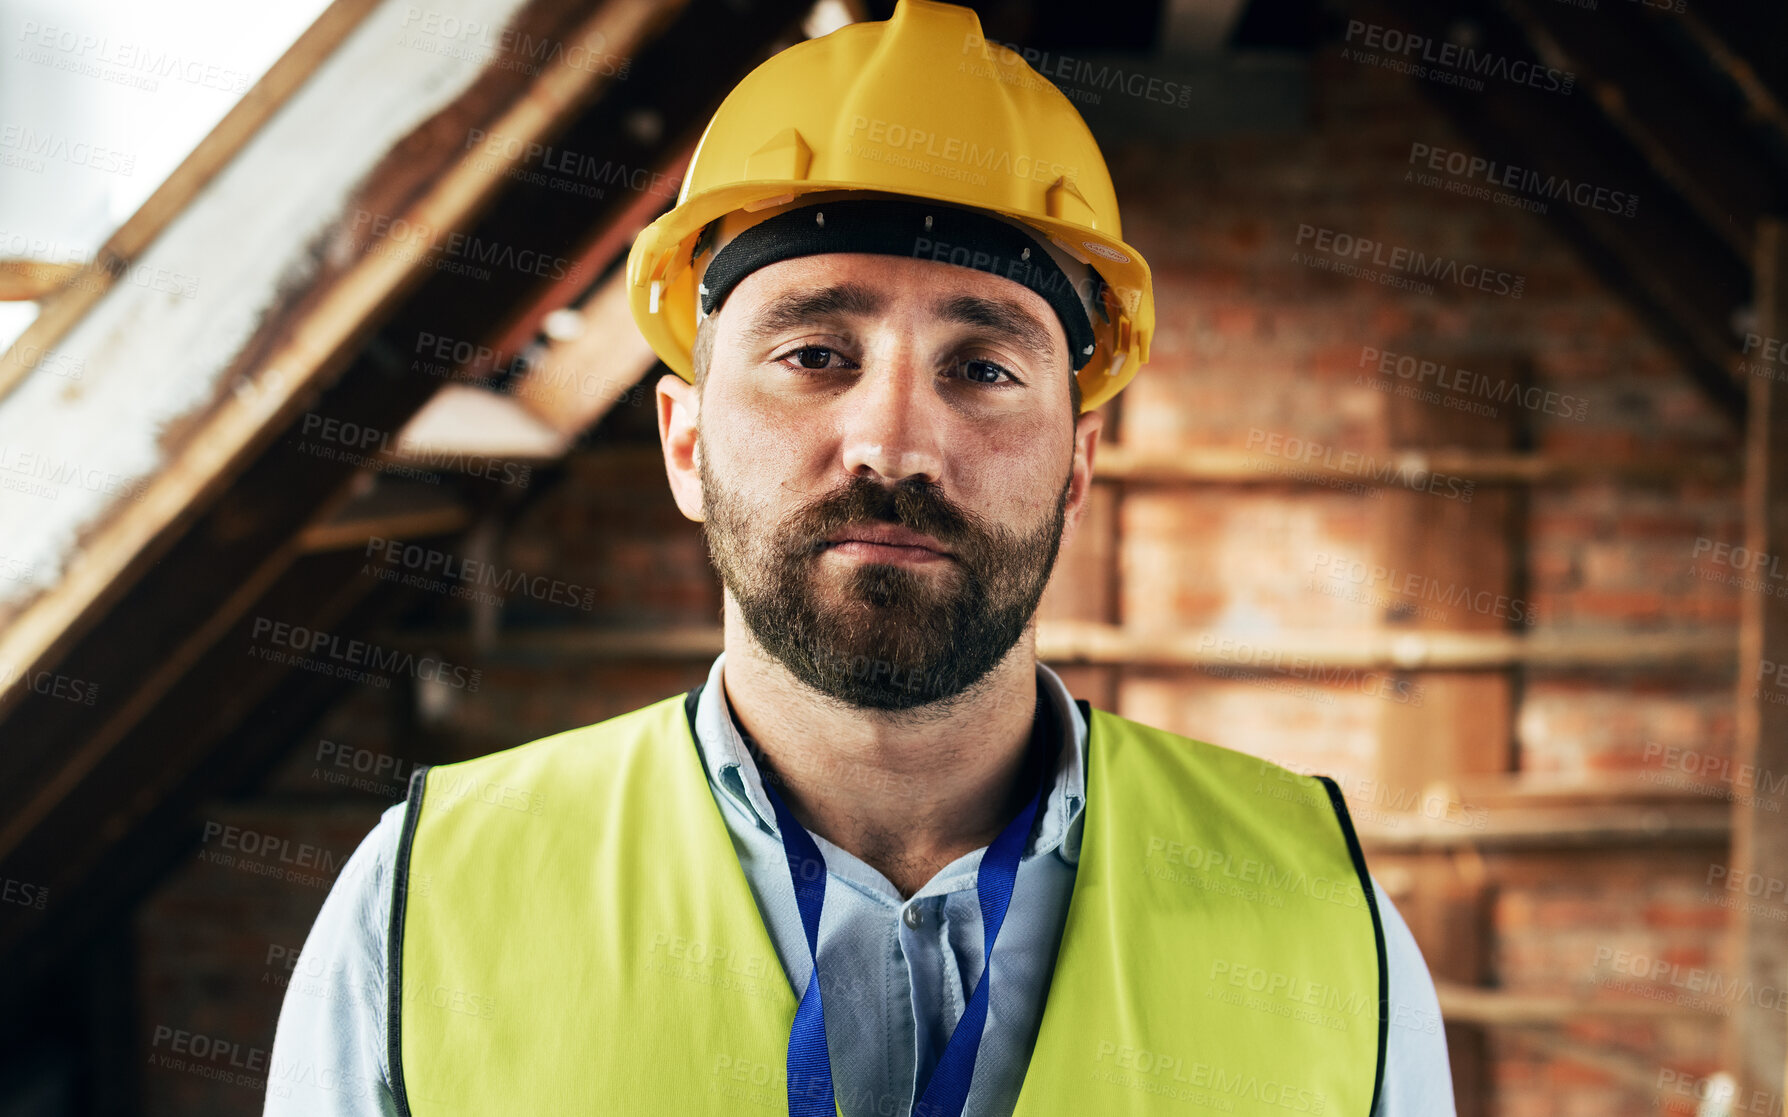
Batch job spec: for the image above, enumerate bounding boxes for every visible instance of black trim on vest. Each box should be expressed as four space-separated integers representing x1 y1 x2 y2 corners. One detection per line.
684 683 705 738
388 763 431 1117
1315 774 1389 1115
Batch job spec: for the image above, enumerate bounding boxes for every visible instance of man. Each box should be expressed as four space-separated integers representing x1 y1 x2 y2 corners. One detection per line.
267 2 1456 1114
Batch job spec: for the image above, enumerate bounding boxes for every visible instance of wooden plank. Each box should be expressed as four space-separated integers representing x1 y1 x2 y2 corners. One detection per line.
1503 0 1769 257
510 268 662 437
0 0 385 403
1726 219 1788 1095
296 479 471 553
375 619 1734 671
389 384 572 462
1036 622 1730 672
0 551 403 1012
1434 980 1723 1023
1674 7 1788 154
1370 348 1523 1115
1359 800 1730 851
1094 444 1737 486
1500 1026 1686 1095
0 0 816 919
0 0 678 722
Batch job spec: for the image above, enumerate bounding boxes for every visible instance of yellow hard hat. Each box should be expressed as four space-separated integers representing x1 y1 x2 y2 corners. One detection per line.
624 0 1154 413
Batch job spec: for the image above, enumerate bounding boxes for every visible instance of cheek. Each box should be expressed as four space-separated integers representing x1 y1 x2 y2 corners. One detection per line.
706 407 830 499
957 420 1068 517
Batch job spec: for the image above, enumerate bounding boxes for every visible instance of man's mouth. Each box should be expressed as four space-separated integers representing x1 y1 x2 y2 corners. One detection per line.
820 524 954 562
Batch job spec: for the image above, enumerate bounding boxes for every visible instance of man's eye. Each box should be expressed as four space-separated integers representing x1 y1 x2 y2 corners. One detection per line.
777 346 852 371
947 358 1015 385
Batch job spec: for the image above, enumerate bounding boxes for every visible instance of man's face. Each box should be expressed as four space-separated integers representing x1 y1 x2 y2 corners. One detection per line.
658 252 1102 712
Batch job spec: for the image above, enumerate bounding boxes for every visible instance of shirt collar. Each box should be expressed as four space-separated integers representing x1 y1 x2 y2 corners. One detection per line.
691 652 1087 866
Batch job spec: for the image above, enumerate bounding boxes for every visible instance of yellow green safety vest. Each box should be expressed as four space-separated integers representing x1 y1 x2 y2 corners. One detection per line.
389 688 1387 1115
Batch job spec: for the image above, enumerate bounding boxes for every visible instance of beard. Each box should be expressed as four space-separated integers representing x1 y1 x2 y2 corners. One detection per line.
699 437 1070 714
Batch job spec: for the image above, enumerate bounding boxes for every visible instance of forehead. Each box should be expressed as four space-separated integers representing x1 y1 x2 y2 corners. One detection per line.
713 253 1068 358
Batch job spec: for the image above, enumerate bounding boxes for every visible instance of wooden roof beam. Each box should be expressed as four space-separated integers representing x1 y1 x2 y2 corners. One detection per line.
1501 0 1780 258
1368 0 1751 423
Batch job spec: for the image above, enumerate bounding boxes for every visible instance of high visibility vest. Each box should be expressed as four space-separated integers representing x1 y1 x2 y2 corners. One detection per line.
388 688 1387 1116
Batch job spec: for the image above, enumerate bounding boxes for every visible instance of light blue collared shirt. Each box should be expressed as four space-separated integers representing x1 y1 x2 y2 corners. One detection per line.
264 653 1456 1115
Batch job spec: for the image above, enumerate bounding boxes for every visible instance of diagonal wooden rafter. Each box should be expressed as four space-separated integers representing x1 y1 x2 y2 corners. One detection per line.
0 0 818 1015
1670 2 1788 164
0 0 386 403
1367 0 1757 425
1499 0 1776 259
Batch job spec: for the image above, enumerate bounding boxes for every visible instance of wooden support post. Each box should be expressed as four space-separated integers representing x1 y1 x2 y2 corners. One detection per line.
1373 351 1525 1117
1727 218 1788 1098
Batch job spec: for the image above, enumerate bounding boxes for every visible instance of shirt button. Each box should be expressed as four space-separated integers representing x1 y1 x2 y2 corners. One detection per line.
902 905 923 929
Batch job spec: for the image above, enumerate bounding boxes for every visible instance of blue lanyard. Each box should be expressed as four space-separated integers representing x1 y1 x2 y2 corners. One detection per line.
758 726 1051 1117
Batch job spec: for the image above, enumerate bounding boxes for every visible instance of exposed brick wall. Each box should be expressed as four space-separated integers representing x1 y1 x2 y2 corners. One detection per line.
130 42 1746 1117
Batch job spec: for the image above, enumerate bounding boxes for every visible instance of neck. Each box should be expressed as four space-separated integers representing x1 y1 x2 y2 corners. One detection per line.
721 598 1045 899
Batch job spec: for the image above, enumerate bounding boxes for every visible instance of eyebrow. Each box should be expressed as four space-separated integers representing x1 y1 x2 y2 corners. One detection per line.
928 293 1060 366
734 282 1061 367
736 283 888 351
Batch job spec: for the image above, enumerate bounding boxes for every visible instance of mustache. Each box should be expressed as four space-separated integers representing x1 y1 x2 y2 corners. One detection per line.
780 474 985 559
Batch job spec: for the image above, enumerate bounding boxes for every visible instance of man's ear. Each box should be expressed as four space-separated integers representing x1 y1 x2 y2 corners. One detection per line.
1057 407 1103 553
657 372 704 522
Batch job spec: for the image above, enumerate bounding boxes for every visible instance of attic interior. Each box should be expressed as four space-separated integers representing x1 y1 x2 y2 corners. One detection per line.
0 0 1785 1112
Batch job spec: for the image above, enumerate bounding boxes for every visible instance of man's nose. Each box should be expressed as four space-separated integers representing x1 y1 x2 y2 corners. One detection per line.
838 347 945 485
